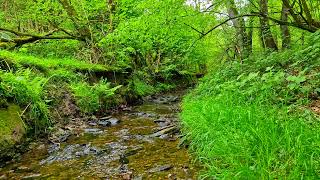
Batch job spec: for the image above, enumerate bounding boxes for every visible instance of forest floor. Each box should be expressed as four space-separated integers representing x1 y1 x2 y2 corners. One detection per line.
0 91 201 179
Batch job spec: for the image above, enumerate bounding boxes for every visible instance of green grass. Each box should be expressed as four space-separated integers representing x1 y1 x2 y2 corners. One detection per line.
181 33 320 179
0 50 117 72
182 92 320 179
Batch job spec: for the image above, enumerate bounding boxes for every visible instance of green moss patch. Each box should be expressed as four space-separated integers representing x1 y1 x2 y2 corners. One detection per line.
0 50 119 73
0 104 25 146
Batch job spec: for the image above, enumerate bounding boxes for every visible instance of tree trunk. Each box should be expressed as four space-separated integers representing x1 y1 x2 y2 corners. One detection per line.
280 3 291 49
260 0 278 51
108 0 116 33
227 0 252 59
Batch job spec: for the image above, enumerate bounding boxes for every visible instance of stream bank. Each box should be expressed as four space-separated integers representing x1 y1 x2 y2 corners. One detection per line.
0 91 200 179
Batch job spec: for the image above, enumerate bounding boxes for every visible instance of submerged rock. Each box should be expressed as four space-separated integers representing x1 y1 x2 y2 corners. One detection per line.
0 174 7 179
108 118 121 126
40 144 103 165
48 143 60 154
151 95 179 104
124 146 143 157
97 117 121 127
148 164 173 173
97 120 111 127
22 173 42 179
88 122 97 126
131 112 157 118
50 128 71 143
15 166 31 173
151 125 178 137
84 128 103 134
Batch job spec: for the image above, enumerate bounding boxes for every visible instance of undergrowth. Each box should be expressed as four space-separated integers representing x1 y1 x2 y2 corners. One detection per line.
0 50 185 135
181 31 320 178
0 51 123 134
70 80 122 113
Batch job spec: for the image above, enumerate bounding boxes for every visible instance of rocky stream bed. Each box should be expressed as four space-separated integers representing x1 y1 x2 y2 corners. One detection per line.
0 93 200 179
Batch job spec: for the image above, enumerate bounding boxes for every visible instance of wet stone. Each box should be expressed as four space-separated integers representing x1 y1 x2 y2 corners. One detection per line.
84 128 103 134
131 112 157 118
48 143 60 154
148 164 173 173
40 144 103 165
97 118 120 127
98 120 111 127
134 135 154 143
124 145 143 157
151 95 179 104
99 116 112 120
50 128 71 143
108 118 121 126
88 122 97 126
15 166 31 173
22 174 42 179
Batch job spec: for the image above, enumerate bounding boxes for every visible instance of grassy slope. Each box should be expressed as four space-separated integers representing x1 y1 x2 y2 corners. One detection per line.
181 33 320 178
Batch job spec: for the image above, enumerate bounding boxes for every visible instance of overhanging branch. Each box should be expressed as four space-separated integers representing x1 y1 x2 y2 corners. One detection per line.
0 27 84 48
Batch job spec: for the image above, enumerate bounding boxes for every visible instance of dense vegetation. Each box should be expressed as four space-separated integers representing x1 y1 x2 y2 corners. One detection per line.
0 0 320 178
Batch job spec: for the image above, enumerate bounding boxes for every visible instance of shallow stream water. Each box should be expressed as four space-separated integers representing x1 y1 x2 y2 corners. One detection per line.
0 92 200 179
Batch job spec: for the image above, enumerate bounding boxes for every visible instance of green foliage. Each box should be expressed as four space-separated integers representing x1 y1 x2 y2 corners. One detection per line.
70 79 121 113
100 0 210 77
0 69 51 130
129 77 155 97
181 33 320 179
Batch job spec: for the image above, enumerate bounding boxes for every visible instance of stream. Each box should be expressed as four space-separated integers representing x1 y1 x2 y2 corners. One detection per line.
0 92 200 179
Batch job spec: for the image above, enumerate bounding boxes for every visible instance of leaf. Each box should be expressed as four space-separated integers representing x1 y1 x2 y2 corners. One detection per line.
286 75 306 83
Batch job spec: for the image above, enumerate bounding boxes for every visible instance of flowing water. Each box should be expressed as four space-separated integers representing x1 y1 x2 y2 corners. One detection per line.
0 92 200 179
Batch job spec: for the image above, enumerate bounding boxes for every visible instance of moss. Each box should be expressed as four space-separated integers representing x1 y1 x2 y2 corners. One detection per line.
0 50 119 73
0 104 26 160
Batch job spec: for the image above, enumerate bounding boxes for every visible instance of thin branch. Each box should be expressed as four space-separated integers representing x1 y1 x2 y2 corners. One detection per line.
183 23 204 35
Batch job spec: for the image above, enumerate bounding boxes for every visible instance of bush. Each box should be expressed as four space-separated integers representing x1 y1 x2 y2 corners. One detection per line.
71 79 122 113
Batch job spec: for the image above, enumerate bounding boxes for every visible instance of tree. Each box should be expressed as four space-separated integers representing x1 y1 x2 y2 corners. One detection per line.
280 2 291 49
259 0 278 50
226 0 253 59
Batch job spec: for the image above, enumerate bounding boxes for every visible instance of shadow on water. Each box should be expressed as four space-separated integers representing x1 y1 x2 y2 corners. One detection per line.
0 92 201 179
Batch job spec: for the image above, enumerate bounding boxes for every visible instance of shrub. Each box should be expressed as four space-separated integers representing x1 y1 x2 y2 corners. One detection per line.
70 79 122 113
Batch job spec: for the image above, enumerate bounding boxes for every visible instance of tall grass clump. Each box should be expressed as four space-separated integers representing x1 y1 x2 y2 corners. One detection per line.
181 33 320 179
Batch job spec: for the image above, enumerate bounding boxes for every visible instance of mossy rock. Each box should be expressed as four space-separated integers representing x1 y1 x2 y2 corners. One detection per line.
0 104 26 162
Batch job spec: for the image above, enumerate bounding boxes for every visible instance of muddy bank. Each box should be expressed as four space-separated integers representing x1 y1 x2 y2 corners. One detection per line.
0 92 200 179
